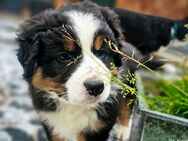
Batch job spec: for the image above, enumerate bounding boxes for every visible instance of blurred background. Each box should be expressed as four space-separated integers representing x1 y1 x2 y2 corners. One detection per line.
0 0 188 141
1 0 188 18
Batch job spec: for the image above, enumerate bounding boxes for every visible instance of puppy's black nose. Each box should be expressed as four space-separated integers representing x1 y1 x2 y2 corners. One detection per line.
84 79 104 96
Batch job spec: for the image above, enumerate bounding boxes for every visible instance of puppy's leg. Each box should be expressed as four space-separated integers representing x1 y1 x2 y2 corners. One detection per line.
109 99 133 141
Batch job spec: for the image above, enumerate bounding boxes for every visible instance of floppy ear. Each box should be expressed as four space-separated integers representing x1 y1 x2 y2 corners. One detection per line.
17 34 39 80
100 6 167 70
100 7 125 67
100 7 125 42
17 10 55 80
113 8 188 54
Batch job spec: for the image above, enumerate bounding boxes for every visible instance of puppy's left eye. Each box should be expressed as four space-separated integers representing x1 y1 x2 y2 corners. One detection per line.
95 50 107 58
57 52 72 62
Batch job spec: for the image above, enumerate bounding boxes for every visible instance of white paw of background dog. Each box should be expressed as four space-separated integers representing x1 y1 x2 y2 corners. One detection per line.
109 123 131 141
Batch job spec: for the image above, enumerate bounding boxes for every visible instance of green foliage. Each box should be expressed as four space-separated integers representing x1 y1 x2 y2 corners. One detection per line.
144 75 188 118
141 24 188 118
124 70 136 85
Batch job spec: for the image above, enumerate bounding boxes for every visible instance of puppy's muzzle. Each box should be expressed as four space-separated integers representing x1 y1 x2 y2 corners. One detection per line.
84 79 104 97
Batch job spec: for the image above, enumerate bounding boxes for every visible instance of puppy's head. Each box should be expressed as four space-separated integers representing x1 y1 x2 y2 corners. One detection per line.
17 1 123 105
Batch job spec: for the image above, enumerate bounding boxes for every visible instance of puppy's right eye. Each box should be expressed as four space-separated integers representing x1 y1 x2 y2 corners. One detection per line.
56 52 72 62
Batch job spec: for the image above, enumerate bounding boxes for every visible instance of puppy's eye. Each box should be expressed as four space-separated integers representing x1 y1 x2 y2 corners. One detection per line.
57 53 72 62
95 50 107 58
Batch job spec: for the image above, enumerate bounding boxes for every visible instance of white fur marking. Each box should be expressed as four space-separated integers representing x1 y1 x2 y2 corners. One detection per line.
65 11 111 104
65 11 100 51
39 103 100 140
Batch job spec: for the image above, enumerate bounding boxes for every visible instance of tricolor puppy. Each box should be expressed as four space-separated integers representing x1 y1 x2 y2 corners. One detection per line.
17 1 187 141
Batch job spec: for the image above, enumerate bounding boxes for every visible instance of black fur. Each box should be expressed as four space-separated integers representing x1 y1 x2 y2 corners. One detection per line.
113 8 188 54
30 88 59 111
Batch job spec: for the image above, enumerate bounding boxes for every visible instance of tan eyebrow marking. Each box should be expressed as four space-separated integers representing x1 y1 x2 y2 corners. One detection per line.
94 36 104 50
63 37 75 52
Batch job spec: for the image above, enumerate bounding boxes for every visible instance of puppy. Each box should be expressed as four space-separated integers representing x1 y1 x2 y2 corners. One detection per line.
114 9 188 54
17 1 187 141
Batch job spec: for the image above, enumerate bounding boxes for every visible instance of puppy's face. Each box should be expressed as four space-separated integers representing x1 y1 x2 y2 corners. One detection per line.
18 2 122 105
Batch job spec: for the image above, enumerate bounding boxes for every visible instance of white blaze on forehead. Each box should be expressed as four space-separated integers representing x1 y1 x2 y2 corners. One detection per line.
64 10 111 104
65 11 100 51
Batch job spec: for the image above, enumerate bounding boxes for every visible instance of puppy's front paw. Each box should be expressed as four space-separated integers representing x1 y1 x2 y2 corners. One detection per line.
109 123 130 141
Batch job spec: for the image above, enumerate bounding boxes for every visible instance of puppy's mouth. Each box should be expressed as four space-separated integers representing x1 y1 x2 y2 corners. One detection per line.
55 89 107 105
57 93 99 104
81 95 99 104
79 91 103 104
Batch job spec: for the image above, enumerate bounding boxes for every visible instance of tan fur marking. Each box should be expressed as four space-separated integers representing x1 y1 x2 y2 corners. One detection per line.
117 100 131 126
63 37 75 51
78 133 86 141
94 36 104 50
32 68 64 94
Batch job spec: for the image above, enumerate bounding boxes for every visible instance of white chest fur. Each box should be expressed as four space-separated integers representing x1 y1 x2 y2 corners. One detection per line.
38 103 101 140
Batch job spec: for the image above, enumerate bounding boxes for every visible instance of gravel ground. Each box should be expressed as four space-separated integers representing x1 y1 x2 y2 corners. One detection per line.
0 14 47 141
